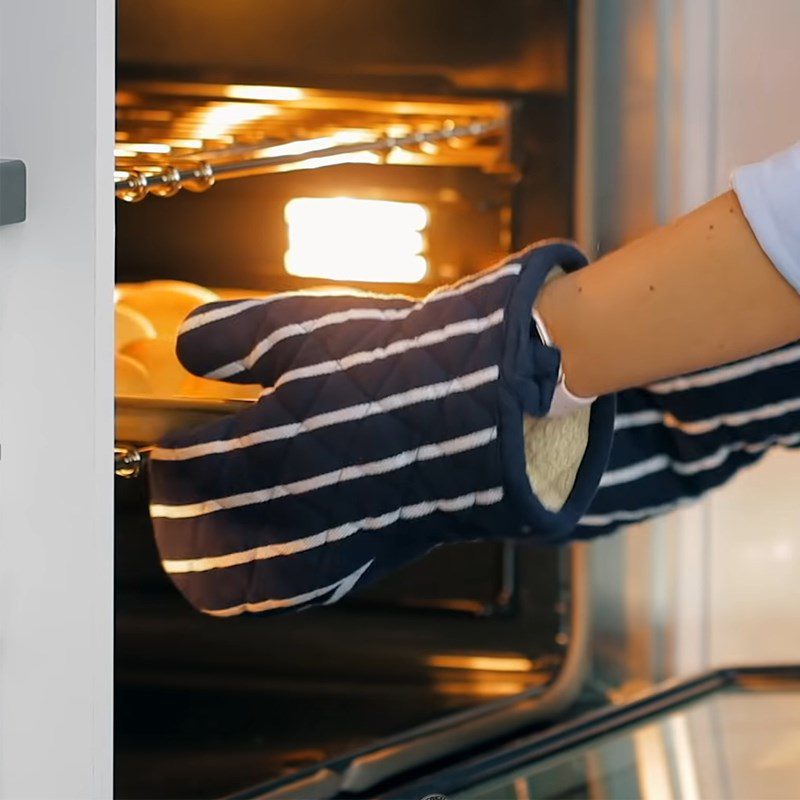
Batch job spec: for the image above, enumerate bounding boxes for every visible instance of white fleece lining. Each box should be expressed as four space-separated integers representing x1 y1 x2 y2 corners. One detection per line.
523 406 591 512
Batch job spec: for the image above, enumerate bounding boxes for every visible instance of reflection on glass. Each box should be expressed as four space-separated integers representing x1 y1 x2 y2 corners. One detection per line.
455 691 800 800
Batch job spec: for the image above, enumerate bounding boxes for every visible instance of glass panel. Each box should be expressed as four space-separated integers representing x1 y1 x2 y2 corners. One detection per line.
455 689 800 800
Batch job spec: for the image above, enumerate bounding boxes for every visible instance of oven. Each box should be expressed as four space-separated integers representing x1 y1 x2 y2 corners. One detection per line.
2 0 799 797
112 2 583 798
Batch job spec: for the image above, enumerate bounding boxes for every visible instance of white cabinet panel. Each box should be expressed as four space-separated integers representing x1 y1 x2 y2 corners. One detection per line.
708 450 800 664
0 0 114 797
715 0 800 178
704 0 800 666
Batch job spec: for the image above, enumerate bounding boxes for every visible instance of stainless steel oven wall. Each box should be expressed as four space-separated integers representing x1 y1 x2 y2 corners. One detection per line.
576 0 800 690
574 0 673 689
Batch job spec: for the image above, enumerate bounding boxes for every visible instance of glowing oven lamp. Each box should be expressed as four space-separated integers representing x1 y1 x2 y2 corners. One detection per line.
284 197 429 283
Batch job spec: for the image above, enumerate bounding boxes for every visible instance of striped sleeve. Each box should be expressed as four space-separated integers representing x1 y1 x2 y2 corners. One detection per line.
573 339 800 537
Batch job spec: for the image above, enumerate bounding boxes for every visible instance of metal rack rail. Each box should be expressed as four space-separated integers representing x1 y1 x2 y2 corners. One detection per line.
114 118 505 202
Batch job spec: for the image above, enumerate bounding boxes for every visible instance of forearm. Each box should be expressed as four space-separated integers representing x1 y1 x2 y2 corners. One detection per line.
537 190 800 397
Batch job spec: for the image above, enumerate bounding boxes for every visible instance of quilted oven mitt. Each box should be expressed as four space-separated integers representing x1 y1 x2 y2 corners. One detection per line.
148 241 615 617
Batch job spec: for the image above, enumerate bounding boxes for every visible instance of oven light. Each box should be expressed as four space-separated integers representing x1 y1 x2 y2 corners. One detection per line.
284 197 429 283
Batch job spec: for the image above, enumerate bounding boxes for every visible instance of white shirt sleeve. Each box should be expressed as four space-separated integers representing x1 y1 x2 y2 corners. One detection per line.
731 142 800 294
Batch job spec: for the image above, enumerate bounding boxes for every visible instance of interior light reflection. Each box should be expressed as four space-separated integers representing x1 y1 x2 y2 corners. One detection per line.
224 84 305 102
426 655 536 673
256 130 378 159
122 142 172 154
196 103 278 138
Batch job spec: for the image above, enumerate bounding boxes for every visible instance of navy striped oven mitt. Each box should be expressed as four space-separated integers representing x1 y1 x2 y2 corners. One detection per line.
148 241 615 617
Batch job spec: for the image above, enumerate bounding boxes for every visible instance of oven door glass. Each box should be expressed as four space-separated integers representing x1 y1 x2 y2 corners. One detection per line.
461 690 800 799
386 668 800 800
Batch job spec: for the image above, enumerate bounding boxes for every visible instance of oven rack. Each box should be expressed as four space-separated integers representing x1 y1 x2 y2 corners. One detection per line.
115 118 505 202
115 395 253 478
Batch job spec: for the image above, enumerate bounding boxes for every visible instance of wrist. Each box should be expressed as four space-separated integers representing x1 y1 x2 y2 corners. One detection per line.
534 274 600 400
533 281 597 412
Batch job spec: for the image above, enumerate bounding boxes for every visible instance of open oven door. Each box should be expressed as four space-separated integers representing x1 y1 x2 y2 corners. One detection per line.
239 666 800 800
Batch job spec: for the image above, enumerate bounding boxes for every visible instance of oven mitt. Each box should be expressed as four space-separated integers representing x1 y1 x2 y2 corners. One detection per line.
147 241 615 616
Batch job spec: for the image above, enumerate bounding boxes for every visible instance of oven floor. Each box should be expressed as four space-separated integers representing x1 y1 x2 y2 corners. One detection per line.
115 680 470 799
114 590 558 799
114 587 558 799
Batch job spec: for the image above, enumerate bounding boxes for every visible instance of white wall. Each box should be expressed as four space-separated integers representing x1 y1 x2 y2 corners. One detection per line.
0 1 114 797
580 0 800 683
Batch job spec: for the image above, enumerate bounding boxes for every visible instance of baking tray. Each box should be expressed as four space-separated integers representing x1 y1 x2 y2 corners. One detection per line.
116 395 254 445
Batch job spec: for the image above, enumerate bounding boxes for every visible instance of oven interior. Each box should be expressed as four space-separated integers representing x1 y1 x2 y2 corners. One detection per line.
114 2 578 797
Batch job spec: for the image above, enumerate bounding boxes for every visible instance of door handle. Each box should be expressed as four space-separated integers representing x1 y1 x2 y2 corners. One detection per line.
0 159 26 226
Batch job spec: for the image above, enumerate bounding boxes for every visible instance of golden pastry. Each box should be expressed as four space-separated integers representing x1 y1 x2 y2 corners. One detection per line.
121 338 191 396
117 281 219 338
116 353 153 396
116 303 157 350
